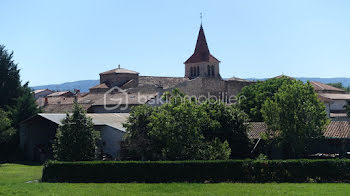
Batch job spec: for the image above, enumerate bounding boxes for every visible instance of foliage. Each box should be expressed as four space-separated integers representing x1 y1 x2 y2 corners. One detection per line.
53 104 100 161
0 45 39 159
5 163 350 195
261 80 329 158
0 45 22 111
0 109 17 160
120 105 156 160
121 89 250 161
10 83 41 125
345 100 350 118
42 159 350 183
238 76 294 121
200 101 251 158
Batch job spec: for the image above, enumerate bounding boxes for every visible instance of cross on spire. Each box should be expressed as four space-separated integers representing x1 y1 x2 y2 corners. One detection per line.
200 13 202 25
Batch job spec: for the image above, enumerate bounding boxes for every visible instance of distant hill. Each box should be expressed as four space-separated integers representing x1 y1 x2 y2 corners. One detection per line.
31 77 350 93
31 80 99 92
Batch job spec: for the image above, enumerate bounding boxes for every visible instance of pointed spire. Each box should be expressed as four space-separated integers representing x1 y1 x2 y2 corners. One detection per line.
184 24 219 64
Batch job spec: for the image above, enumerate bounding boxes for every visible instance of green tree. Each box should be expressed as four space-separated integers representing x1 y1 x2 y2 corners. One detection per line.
0 45 39 123
121 89 232 161
0 109 17 160
261 80 329 158
53 104 100 161
238 76 294 121
200 101 251 158
0 45 39 160
327 82 350 92
121 105 156 160
0 45 22 111
11 83 40 125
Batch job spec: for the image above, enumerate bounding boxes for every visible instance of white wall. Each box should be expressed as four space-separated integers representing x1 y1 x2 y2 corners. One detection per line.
97 125 125 159
330 100 347 111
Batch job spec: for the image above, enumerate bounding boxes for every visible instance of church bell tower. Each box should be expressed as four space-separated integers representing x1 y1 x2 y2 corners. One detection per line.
184 24 220 79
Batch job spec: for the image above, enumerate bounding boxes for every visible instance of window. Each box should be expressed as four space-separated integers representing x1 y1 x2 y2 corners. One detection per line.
211 65 215 76
207 65 211 76
197 66 200 76
193 67 196 76
190 67 193 77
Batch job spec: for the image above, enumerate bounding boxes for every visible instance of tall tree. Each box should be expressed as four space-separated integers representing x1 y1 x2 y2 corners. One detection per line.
11 83 40 125
261 80 329 158
238 76 294 121
0 45 39 124
0 45 22 111
53 104 100 161
0 109 17 160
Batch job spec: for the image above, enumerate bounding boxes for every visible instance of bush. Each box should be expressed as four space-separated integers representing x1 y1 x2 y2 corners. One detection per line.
52 104 100 161
42 159 350 183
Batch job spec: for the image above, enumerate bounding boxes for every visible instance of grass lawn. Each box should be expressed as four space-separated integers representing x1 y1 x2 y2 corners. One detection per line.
1 163 350 196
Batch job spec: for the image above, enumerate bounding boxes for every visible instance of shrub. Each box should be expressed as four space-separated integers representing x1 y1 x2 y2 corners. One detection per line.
42 159 350 183
52 104 100 161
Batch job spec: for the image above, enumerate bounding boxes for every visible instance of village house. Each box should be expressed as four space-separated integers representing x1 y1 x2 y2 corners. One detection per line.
33 89 54 99
310 81 350 120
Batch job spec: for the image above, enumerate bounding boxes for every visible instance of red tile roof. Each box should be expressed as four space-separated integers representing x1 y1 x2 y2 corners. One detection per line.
184 25 220 64
310 81 345 92
249 121 350 139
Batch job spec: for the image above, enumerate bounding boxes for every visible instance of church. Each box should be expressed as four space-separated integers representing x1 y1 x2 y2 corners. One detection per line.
39 24 255 113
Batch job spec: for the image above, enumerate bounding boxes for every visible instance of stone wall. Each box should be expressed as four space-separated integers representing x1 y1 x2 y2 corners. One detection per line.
185 62 220 79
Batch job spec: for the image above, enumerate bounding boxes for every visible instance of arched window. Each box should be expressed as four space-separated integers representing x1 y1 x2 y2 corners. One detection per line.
190 67 193 77
211 65 215 76
207 65 211 76
197 66 200 76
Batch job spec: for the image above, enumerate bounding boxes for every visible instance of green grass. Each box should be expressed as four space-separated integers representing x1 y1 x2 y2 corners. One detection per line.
2 163 350 195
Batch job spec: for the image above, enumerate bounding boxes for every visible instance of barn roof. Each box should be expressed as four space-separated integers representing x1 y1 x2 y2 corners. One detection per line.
22 113 129 132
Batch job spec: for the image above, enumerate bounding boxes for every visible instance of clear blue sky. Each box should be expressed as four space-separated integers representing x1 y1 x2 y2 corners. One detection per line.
2 0 350 86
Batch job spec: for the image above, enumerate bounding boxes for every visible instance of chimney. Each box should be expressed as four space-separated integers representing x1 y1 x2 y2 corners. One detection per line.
44 97 48 106
118 64 121 69
74 89 81 98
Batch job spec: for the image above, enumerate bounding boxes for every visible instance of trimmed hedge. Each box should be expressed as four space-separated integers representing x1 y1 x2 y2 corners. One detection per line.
42 159 350 183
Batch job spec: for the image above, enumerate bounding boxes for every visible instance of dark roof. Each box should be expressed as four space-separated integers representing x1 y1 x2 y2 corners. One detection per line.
310 81 345 92
42 103 92 113
249 121 350 139
100 68 139 75
184 25 220 64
